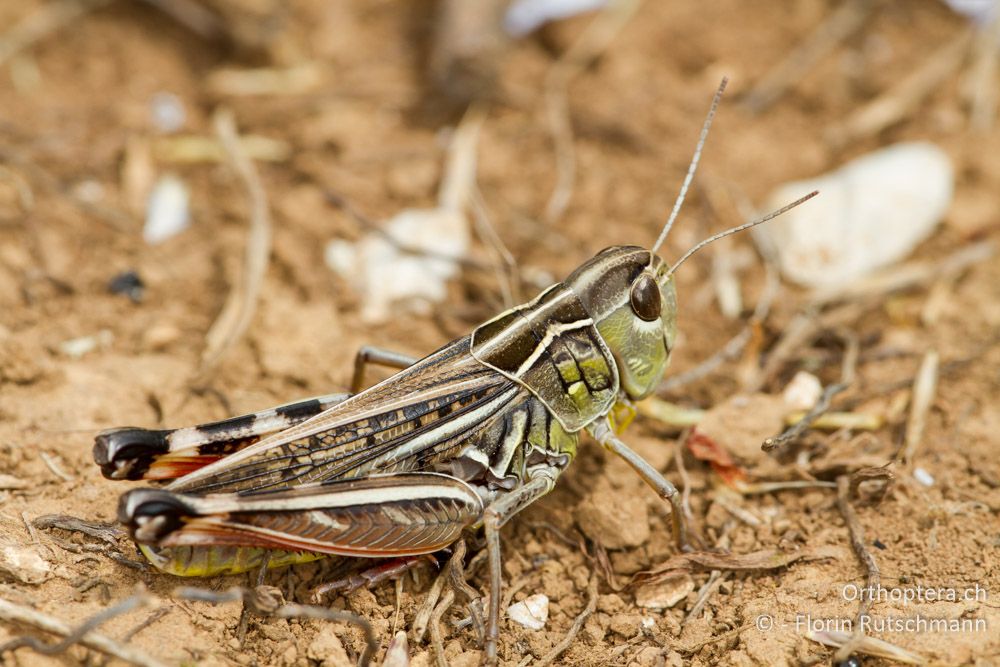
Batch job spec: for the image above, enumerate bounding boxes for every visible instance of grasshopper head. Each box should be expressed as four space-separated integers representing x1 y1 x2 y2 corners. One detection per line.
565 246 677 400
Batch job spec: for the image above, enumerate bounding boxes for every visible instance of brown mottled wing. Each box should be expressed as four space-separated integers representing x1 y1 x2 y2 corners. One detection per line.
470 284 619 432
167 337 522 495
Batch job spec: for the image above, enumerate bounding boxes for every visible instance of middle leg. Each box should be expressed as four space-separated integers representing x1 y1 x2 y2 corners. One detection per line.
589 417 703 552
351 345 419 393
481 469 560 665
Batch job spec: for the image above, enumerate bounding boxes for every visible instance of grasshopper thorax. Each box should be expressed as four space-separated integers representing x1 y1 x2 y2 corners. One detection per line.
563 245 677 401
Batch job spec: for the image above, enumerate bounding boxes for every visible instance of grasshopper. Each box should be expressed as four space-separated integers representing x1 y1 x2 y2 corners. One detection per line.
93 80 815 664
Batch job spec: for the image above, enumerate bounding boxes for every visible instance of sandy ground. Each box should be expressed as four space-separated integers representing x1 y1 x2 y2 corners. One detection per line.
1 0 999 665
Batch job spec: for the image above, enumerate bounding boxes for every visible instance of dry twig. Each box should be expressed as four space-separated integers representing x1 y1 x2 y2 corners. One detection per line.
965 11 1000 131
763 330 858 454
660 260 779 394
471 185 520 308
197 109 273 377
827 28 974 145
429 590 455 667
0 593 165 667
810 241 995 307
832 475 881 663
901 349 940 466
412 562 449 642
742 0 873 112
543 0 642 222
533 570 599 667
174 586 377 666
0 0 111 66
634 546 838 586
808 629 926 664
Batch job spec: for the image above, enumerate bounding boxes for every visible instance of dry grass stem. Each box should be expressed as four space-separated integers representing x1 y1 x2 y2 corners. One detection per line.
543 0 642 222
153 135 291 163
429 590 455 667
412 565 448 642
39 451 74 482
782 410 881 431
0 0 111 66
762 382 848 453
206 64 325 96
902 349 940 465
637 398 705 428
471 185 520 308
764 331 859 453
827 28 974 145
675 437 695 523
0 592 166 667
742 0 872 113
634 546 838 585
745 302 863 392
734 480 837 494
534 571 599 667
683 570 727 624
660 262 779 394
808 629 926 664
833 475 880 663
964 12 1000 131
174 586 377 665
136 0 224 39
810 240 995 307
197 108 273 377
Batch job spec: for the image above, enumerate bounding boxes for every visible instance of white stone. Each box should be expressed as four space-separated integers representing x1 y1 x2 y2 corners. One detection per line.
753 142 953 288
783 371 823 410
144 174 190 245
914 467 935 487
0 545 51 584
634 574 695 609
504 0 609 37
325 208 469 324
507 594 549 631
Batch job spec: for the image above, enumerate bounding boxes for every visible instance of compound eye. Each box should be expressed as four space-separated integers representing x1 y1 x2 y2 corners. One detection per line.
629 272 661 322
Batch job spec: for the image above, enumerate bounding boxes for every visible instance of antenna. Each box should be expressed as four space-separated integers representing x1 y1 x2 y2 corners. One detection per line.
650 77 728 258
666 190 819 277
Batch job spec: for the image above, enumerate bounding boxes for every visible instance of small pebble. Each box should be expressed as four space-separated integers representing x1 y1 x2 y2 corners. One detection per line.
507 593 549 630
143 323 181 351
755 142 953 288
913 467 935 487
634 574 695 610
382 630 409 667
144 174 190 245
783 370 822 410
505 0 608 37
0 545 51 584
107 270 145 303
59 330 113 358
151 91 186 133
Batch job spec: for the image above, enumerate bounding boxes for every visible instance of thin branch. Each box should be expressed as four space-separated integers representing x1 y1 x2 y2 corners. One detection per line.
741 0 873 113
174 586 376 666
543 0 642 223
0 593 166 667
826 28 974 145
901 349 940 466
197 108 273 377
533 570 599 667
833 475 880 663
0 0 111 66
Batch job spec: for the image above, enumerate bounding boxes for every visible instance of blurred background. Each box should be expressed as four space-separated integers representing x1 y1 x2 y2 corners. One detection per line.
0 1 998 665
